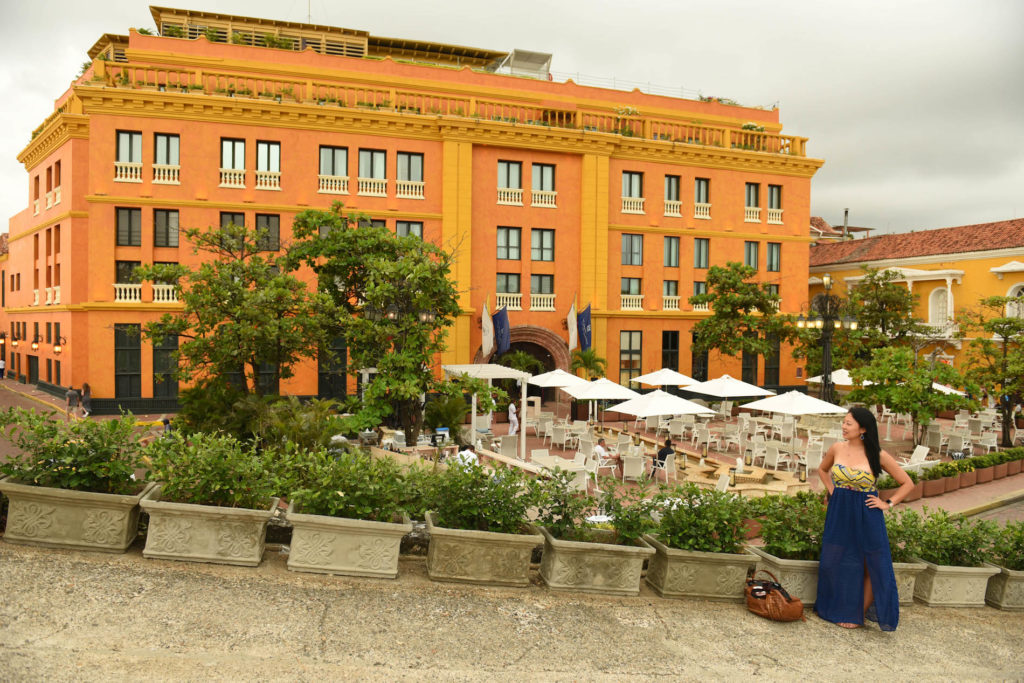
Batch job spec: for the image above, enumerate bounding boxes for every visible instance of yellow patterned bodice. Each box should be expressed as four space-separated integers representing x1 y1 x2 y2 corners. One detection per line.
831 464 876 492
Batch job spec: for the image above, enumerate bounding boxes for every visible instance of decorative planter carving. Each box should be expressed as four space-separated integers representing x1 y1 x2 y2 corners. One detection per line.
287 502 412 579
0 477 155 553
892 560 928 605
975 466 994 484
922 478 946 498
538 526 654 597
985 565 1024 611
643 534 757 602
912 557 1000 607
425 512 542 587
140 485 277 567
747 545 819 607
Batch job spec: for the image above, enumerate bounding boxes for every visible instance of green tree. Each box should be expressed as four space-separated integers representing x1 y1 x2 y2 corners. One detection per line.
570 348 607 380
497 349 545 375
958 295 1024 446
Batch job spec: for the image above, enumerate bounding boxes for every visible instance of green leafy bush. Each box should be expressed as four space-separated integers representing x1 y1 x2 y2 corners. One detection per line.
654 482 749 554
289 449 414 522
992 521 1024 571
902 507 997 567
427 464 539 535
535 470 597 541
759 491 827 561
598 480 657 546
423 395 469 444
0 408 145 494
876 474 898 490
885 508 921 563
969 453 995 468
921 464 946 480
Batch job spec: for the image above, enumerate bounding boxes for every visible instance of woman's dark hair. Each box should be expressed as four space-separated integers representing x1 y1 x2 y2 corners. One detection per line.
848 407 882 478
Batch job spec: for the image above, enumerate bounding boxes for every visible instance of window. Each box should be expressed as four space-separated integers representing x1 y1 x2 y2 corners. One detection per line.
256 141 280 172
767 242 781 272
115 261 141 283
154 210 179 247
220 138 245 170
357 217 387 229
532 163 555 191
318 334 348 400
621 277 641 295
664 236 680 267
116 208 141 246
117 131 142 163
622 171 643 198
662 331 679 371
114 324 141 398
693 281 707 296
531 228 554 261
359 149 386 178
694 178 710 204
153 335 178 398
744 241 759 269
397 152 423 182
220 212 244 228
531 274 554 294
767 284 779 298
497 160 522 189
664 175 680 201
255 214 280 251
663 280 678 296
691 333 708 382
768 184 782 209
764 335 780 387
742 335 758 385
694 238 709 269
929 287 949 324
154 134 179 166
319 146 347 176
745 182 760 208
497 227 521 260
621 234 643 265
396 221 422 238
619 331 642 386
496 273 520 293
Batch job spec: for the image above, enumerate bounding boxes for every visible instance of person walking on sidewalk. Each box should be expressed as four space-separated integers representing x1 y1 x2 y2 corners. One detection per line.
65 386 81 419
80 383 92 417
0 357 6 379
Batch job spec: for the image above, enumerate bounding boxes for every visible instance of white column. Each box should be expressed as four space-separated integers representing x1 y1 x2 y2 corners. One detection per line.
945 276 954 323
519 378 527 462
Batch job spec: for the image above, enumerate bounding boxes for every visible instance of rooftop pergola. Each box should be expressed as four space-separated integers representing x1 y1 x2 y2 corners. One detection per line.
442 364 531 460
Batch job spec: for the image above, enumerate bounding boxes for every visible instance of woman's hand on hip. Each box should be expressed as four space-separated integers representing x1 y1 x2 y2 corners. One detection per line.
865 494 890 512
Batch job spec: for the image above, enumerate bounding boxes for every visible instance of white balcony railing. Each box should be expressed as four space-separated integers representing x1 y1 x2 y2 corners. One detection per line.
692 302 710 312
255 170 281 190
620 294 644 311
114 283 142 303
662 295 680 311
496 292 523 311
497 187 523 205
114 161 143 183
152 283 178 303
53 286 61 305
664 200 682 217
318 175 349 194
219 168 245 188
745 207 761 222
396 180 425 199
531 190 557 208
153 164 181 185
32 199 39 216
32 289 39 306
44 287 53 305
358 177 388 197
767 208 784 224
530 293 556 311
45 191 54 209
54 186 61 205
694 203 711 219
621 196 645 214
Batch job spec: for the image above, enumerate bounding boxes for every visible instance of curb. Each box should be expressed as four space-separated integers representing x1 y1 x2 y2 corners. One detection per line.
0 380 72 417
960 487 1024 517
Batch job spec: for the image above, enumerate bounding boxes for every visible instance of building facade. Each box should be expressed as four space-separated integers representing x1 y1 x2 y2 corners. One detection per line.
3 7 823 411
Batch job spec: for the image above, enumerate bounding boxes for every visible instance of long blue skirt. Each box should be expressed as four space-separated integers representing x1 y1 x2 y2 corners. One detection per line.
816 486 899 631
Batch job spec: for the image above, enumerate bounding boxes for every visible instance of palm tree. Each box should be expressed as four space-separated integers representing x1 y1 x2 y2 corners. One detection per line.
570 348 607 380
496 349 545 375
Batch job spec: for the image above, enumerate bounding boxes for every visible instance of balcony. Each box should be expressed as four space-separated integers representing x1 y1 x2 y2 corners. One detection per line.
620 294 644 311
745 207 761 223
45 190 54 209
497 187 523 206
114 161 143 183
255 170 281 190
694 203 711 219
496 292 522 311
53 286 61 305
32 289 39 306
152 284 178 303
396 180 425 199
114 283 142 303
767 208 783 224
662 295 680 311
318 175 349 194
664 200 682 217
153 164 181 185
530 293 556 311
358 177 387 197
621 196 645 214
219 168 245 188
44 287 52 305
531 190 557 208
692 301 710 312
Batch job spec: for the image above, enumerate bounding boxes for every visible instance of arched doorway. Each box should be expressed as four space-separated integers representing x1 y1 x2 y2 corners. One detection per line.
474 325 572 402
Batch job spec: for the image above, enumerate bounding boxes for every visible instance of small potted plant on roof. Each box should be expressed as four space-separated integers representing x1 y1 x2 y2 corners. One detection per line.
985 520 1024 610
747 491 827 606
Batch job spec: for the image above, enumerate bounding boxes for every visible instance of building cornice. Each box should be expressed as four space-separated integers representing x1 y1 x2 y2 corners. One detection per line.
83 194 442 220
608 223 813 242
10 211 90 243
17 113 90 171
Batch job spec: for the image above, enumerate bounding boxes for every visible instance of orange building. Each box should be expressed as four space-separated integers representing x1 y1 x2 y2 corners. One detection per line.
3 7 823 413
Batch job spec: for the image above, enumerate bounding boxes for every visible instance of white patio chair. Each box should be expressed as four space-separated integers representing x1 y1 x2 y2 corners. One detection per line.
550 426 572 451
692 426 721 452
645 415 661 433
572 450 587 466
530 448 550 462
667 419 685 442
897 445 930 467
801 442 824 475
722 424 742 453
925 427 947 455
977 432 999 454
595 450 618 478
652 453 676 483
946 434 972 457
500 435 519 460
762 443 788 472
621 455 645 482
716 400 734 421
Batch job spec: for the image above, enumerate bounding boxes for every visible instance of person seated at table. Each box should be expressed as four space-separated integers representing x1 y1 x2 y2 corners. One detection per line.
455 443 478 468
593 437 619 476
655 438 674 472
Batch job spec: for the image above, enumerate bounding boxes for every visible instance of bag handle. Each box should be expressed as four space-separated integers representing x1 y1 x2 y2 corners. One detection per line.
749 568 795 602
751 569 781 585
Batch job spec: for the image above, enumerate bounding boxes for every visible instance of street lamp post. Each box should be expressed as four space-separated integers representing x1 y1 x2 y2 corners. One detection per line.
797 273 858 405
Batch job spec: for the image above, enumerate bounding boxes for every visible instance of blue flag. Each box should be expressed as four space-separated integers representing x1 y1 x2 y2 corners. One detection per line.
493 306 511 355
577 304 592 351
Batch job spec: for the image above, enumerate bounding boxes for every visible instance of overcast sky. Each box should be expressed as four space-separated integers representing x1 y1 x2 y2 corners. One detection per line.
3 0 1022 235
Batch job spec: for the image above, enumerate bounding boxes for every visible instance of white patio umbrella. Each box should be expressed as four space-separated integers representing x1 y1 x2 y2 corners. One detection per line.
609 390 716 418
563 378 641 423
528 368 589 419
932 382 966 396
806 369 874 387
684 374 776 398
630 368 697 387
741 390 846 416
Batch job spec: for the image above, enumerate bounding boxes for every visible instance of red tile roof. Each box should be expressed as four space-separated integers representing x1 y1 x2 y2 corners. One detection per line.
810 216 842 236
809 218 1024 267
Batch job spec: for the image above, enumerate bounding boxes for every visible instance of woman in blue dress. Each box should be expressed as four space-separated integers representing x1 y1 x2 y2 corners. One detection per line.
816 407 915 630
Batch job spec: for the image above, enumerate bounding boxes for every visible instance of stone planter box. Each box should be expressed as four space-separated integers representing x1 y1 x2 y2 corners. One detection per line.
993 463 1008 479
425 512 542 587
643 534 757 602
1007 459 1022 476
538 526 654 597
922 478 946 497
912 557 1000 607
892 560 928 606
959 469 977 487
141 485 278 567
287 502 412 579
976 466 994 484
985 565 1024 611
0 477 156 553
747 545 819 607
944 473 961 493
